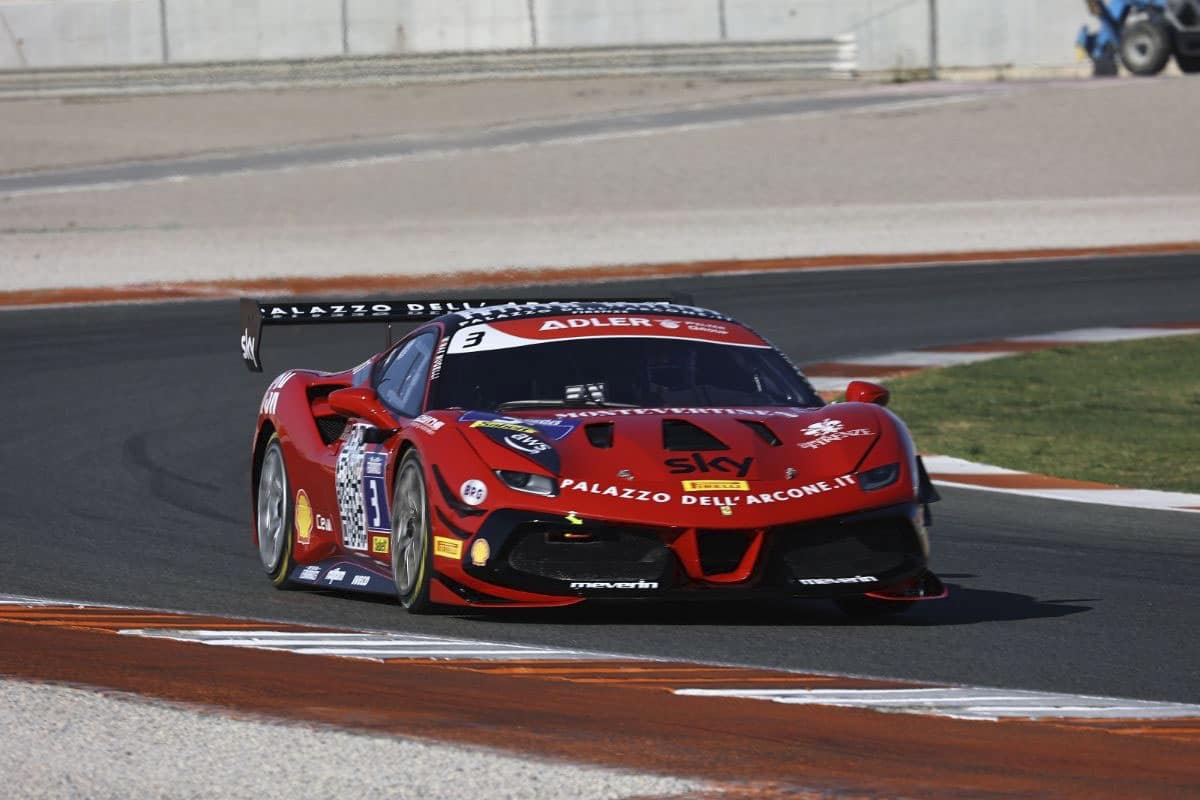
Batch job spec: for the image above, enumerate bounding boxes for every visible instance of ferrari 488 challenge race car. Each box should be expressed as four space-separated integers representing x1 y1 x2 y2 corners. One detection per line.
242 298 945 615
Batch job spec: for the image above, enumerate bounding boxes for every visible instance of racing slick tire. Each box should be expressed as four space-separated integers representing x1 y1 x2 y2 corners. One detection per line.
1119 19 1173 75
391 449 435 613
256 435 297 588
833 595 913 619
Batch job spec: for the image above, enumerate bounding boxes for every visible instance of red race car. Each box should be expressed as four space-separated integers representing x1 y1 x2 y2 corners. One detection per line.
242 298 944 616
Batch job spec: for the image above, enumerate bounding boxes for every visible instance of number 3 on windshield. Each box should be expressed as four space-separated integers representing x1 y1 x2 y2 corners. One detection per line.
461 331 485 349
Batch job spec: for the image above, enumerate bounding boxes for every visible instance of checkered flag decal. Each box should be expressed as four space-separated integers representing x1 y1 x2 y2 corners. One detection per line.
335 424 368 551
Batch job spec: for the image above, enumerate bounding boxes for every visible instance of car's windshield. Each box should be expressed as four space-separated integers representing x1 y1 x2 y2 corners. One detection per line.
429 335 822 411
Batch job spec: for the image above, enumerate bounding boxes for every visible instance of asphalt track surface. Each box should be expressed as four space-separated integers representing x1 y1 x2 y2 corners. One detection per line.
2 253 1198 705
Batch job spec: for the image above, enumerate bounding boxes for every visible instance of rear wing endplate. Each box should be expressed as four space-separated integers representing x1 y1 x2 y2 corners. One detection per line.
239 296 689 372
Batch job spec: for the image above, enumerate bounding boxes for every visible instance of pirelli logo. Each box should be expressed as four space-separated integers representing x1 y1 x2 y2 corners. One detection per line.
681 480 750 492
433 536 463 560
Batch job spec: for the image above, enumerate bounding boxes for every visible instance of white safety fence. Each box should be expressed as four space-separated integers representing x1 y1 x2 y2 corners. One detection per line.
0 0 1090 75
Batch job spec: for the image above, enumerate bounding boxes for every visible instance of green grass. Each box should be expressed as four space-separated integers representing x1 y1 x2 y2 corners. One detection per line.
884 334 1200 493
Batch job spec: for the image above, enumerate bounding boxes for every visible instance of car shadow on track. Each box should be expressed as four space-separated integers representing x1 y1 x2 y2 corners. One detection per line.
449 581 1094 628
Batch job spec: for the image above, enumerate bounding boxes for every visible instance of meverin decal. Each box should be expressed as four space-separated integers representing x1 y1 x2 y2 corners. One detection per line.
798 419 874 450
570 580 660 590
796 575 877 585
665 454 754 478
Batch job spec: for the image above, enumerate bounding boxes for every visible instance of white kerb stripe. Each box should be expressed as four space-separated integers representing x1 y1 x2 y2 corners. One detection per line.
673 687 1200 721
920 455 1023 475
831 351 1016 367
119 628 615 661
1008 327 1200 343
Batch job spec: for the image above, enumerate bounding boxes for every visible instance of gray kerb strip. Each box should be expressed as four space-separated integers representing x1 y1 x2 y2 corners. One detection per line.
673 687 1200 721
0 91 948 196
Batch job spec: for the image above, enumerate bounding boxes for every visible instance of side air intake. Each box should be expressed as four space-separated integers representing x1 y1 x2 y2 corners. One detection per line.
738 419 782 446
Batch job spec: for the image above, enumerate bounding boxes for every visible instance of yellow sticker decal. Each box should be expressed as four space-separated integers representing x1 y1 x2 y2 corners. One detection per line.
371 535 389 555
470 538 491 567
719 505 734 517
469 420 537 434
565 511 584 526
682 480 750 492
294 490 313 545
433 536 463 560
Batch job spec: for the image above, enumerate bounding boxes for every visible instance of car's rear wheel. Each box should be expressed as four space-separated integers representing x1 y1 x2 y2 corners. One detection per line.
256 435 296 587
391 449 434 613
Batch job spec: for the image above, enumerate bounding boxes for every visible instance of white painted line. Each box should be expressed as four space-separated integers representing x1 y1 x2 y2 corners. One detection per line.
673 687 1200 721
1009 327 1200 343
120 628 615 662
920 455 1022 475
835 350 1017 367
931 480 1200 514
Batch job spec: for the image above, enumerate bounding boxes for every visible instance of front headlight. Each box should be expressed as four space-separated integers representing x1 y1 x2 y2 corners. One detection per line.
857 463 900 491
495 470 558 497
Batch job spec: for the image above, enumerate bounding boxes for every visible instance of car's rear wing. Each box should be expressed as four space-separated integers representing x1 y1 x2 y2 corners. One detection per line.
239 296 687 372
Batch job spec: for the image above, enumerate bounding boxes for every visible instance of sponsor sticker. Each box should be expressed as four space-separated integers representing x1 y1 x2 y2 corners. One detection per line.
796 575 878 585
681 480 750 492
469 538 491 567
798 418 874 450
413 414 444 434
351 575 371 587
470 419 537 435
363 450 391 535
559 478 672 504
325 568 347 584
294 490 314 545
565 511 583 526
569 580 659 590
299 565 321 581
371 535 389 555
434 536 463 560
665 454 753 477
459 412 580 441
460 479 487 506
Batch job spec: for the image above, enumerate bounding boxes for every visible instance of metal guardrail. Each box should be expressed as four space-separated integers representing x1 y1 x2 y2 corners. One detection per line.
0 38 857 98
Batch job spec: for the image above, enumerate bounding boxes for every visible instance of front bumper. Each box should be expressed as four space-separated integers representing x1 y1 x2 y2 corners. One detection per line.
438 502 931 605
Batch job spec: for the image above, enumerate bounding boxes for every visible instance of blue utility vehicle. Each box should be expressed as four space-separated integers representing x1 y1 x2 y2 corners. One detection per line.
1078 0 1200 75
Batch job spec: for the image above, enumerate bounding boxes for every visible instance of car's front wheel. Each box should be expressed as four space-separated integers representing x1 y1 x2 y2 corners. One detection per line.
391 449 434 612
256 435 296 588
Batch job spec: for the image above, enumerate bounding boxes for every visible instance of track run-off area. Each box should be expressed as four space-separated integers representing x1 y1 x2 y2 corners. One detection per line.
3 74 1199 797
1 253 1199 797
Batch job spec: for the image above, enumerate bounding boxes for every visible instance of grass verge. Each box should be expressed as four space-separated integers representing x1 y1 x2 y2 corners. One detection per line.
885 334 1200 493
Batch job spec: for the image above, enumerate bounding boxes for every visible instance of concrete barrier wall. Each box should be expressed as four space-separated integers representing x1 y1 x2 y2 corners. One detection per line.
0 0 161 68
165 0 343 62
0 0 1091 72
347 0 533 55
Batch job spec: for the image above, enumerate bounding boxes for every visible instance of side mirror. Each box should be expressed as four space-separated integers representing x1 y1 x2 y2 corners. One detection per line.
327 386 398 430
844 380 890 407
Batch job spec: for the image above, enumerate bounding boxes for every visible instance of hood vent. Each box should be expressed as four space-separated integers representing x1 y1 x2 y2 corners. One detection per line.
585 423 614 449
662 419 728 452
738 419 782 446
